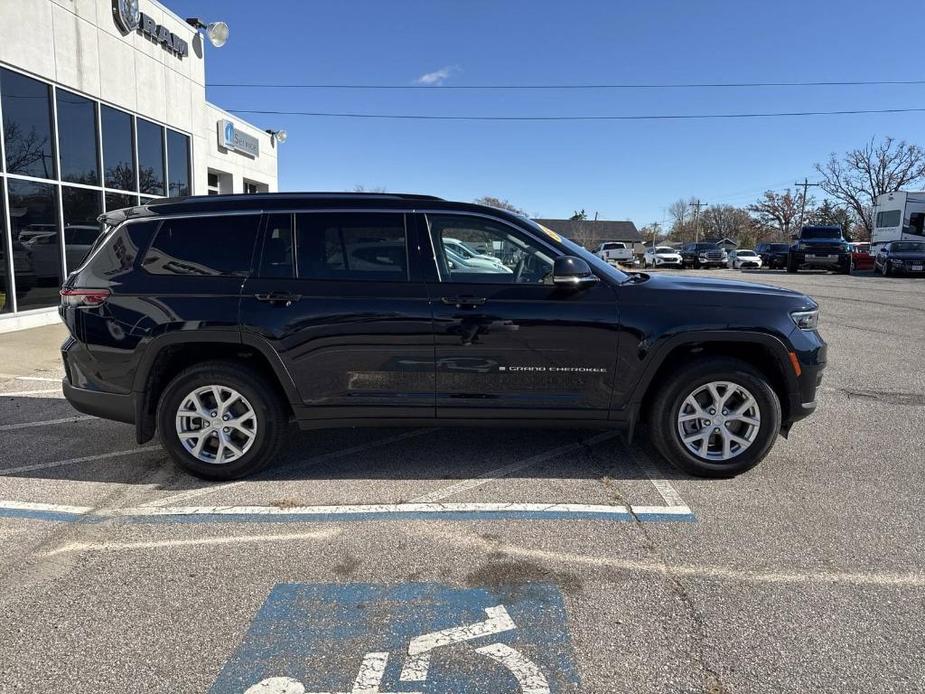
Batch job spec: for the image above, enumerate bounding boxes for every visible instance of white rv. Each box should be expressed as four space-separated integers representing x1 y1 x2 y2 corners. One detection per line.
871 191 925 254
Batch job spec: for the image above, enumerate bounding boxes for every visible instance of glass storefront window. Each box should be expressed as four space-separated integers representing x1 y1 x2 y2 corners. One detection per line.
137 118 165 196
57 90 100 186
105 192 138 212
167 130 190 197
101 105 136 192
1 69 56 179
1 178 11 314
62 186 103 273
8 179 60 310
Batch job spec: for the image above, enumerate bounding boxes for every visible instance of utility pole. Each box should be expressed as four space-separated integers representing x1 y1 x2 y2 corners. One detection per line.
689 200 707 242
794 178 821 232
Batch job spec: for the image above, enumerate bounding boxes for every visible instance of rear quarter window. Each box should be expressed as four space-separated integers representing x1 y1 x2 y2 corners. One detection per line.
142 215 260 276
82 220 157 278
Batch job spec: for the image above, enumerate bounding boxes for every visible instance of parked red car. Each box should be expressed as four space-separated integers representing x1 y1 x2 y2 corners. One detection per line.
849 242 875 271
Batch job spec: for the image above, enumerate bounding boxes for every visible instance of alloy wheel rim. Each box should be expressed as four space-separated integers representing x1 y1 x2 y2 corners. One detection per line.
676 381 761 462
175 385 257 464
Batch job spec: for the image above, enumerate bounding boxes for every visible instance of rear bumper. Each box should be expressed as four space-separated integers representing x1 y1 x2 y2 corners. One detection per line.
62 380 135 425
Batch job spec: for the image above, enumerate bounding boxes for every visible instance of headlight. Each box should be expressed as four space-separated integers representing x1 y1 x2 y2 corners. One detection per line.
890 258 903 265
790 309 819 331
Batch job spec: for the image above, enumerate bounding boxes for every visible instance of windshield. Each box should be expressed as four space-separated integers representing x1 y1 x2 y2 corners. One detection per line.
737 250 756 256
694 243 720 250
892 242 925 252
801 227 842 239
654 247 676 253
527 220 629 281
769 243 789 251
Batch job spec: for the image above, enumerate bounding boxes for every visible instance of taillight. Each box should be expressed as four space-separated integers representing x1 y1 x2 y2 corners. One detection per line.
60 288 110 307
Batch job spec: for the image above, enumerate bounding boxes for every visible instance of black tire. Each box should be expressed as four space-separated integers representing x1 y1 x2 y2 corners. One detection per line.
786 256 798 273
883 262 891 277
838 257 851 274
156 360 287 480
647 357 782 478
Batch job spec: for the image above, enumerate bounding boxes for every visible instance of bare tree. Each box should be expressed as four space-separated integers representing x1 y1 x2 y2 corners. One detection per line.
667 197 697 241
748 189 811 240
473 196 527 216
700 205 753 240
570 209 588 221
815 137 925 234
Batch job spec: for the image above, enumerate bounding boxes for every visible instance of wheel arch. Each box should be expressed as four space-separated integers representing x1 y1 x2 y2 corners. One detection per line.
132 331 299 444
630 331 798 430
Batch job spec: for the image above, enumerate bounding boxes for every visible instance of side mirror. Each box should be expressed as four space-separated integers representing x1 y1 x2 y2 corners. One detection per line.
553 256 599 287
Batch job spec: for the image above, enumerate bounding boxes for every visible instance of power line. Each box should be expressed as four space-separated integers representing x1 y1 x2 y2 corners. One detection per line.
226 106 925 122
209 79 925 90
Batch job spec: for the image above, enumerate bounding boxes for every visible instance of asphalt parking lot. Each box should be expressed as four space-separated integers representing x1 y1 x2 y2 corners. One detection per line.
0 269 923 693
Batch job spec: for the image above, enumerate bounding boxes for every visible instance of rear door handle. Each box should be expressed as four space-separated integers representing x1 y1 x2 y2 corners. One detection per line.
441 296 487 308
255 292 301 306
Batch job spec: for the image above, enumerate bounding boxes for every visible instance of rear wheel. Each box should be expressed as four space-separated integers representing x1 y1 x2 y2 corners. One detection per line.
156 360 287 480
786 255 798 273
647 357 782 477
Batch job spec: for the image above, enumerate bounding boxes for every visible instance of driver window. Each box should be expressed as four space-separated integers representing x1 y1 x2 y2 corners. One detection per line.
427 214 555 284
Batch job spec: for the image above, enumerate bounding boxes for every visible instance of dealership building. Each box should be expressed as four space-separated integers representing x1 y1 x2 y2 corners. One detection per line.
0 0 279 331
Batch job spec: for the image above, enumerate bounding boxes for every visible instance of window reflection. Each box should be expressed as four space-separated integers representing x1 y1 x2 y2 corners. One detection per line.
63 186 103 274
101 105 136 191
8 179 60 310
0 180 12 314
137 118 164 195
167 130 190 197
57 90 100 185
105 192 138 212
1 69 56 179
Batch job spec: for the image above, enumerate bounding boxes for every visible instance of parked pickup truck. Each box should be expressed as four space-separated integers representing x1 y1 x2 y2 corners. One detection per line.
787 225 851 274
594 241 635 265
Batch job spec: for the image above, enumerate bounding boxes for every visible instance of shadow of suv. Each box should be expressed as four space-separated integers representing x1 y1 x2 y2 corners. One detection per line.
59 193 826 480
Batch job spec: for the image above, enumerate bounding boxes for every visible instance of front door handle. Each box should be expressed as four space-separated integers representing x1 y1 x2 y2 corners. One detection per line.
255 292 301 307
441 296 487 308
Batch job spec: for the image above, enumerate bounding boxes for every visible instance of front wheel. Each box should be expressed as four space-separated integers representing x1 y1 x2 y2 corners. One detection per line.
647 357 782 477
156 361 287 480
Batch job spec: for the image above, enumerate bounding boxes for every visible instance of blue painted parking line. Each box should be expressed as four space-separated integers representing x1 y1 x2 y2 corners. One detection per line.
0 500 695 524
210 582 580 693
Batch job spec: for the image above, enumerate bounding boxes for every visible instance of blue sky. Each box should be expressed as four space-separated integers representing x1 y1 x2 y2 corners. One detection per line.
170 0 925 225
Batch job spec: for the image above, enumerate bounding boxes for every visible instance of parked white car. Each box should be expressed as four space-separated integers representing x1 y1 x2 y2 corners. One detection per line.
727 249 763 269
594 241 635 265
443 237 507 270
642 246 683 268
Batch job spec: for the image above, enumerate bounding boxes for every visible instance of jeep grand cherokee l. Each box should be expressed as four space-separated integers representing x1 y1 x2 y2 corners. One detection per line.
59 193 825 480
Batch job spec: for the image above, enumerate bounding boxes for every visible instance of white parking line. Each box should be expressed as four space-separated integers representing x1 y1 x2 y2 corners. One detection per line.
0 446 161 476
141 429 435 507
0 373 61 382
0 388 63 397
410 431 620 503
623 445 687 508
0 416 95 432
44 529 342 556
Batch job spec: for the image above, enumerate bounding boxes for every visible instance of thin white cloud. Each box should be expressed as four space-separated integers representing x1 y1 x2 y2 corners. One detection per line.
415 65 459 86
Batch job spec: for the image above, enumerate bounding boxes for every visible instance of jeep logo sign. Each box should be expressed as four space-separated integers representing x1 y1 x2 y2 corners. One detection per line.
113 0 189 58
218 120 259 158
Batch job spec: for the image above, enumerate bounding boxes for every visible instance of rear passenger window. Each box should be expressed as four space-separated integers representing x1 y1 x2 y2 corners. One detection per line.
295 213 407 281
142 215 260 276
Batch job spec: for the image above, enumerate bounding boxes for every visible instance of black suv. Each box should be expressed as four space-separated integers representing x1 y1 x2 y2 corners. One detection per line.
679 242 727 269
755 242 790 270
787 225 851 274
60 193 825 480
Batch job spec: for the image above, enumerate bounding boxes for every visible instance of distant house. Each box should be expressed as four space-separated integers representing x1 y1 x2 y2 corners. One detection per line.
702 237 738 251
533 218 643 253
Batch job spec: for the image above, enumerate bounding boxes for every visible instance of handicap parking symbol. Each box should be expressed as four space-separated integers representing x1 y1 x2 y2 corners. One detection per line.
210 583 581 693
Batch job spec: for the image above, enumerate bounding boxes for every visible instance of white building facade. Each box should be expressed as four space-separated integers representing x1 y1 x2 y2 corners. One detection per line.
0 0 279 330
